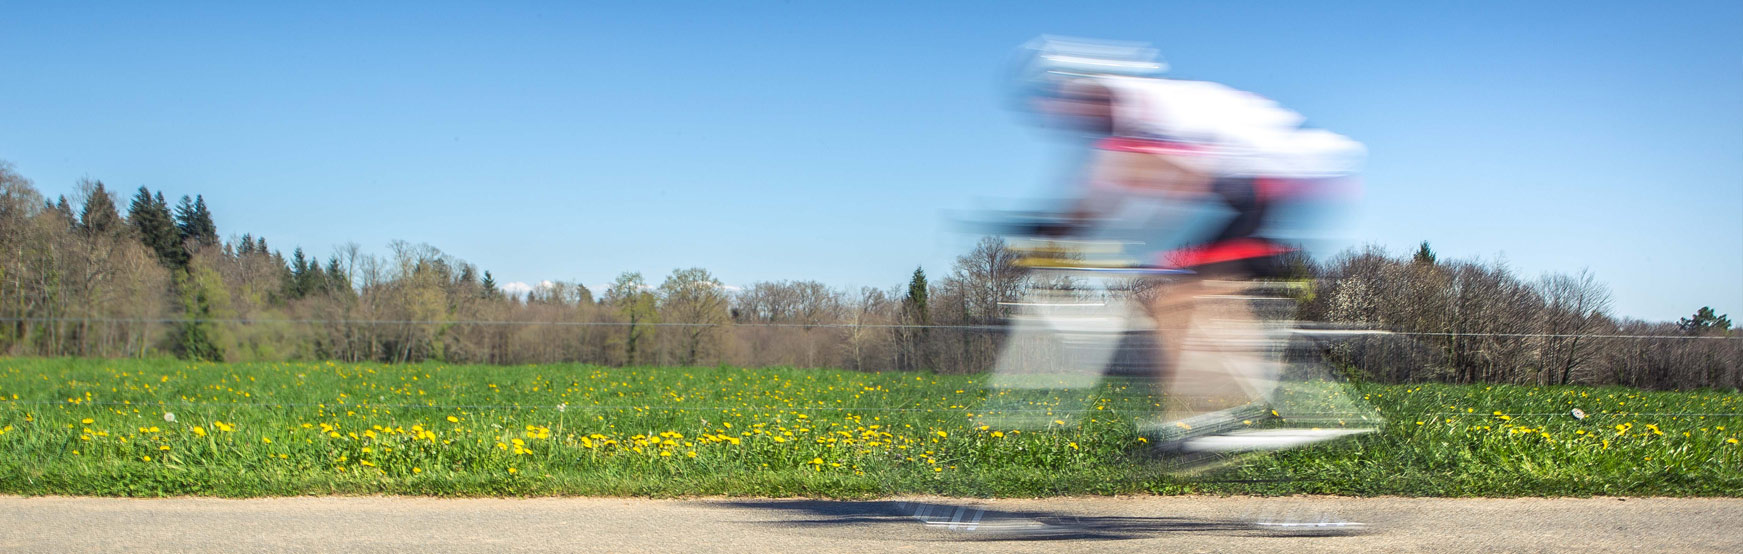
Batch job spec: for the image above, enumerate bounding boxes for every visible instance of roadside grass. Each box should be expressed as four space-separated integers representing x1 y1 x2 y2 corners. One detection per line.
0 358 1737 498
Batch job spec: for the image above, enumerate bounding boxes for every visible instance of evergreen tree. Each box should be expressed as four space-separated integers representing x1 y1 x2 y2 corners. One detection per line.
191 195 217 244
77 180 122 236
903 266 930 324
1679 307 1733 336
237 233 255 255
174 195 195 238
128 186 186 269
174 264 234 362
304 262 327 295
286 247 310 299
899 266 931 370
1413 241 1437 265
174 194 218 247
325 255 349 294
481 271 499 298
52 195 75 226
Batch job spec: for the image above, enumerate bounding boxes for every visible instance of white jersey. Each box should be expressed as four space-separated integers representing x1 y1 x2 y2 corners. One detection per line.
1096 76 1365 179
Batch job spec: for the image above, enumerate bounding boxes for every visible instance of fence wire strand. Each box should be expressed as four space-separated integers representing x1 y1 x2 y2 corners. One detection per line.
1 317 1735 340
3 398 1738 419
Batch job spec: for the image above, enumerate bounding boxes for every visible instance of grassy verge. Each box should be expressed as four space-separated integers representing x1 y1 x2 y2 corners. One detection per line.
0 358 1737 497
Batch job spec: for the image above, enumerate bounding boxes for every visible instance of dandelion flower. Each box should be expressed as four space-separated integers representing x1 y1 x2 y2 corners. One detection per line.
447 416 459 423
81 418 94 424
163 412 175 423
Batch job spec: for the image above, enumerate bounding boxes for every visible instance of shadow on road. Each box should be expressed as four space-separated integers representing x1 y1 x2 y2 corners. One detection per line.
717 499 1368 542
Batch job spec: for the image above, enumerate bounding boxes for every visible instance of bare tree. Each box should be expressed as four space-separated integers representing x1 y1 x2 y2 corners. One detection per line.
1535 269 1613 385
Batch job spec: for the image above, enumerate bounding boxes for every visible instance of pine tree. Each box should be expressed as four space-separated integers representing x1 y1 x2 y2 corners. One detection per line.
325 255 349 294
174 195 196 238
1679 307 1733 336
51 196 75 227
128 186 186 269
481 271 499 298
904 266 930 324
899 266 931 370
1413 241 1437 265
191 195 217 244
303 262 327 295
77 180 122 236
286 247 310 299
174 264 233 362
174 194 218 247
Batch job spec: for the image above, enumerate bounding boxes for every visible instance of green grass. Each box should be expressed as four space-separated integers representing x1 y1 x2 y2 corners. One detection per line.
0 358 1737 497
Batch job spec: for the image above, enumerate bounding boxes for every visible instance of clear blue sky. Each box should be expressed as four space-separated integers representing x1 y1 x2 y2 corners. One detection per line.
2 1 1738 322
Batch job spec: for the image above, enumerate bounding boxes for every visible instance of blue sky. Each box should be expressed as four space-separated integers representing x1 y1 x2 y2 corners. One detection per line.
2 1 1738 322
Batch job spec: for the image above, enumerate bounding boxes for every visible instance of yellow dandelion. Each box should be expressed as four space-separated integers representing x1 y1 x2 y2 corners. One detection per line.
81 418 94 424
447 416 459 423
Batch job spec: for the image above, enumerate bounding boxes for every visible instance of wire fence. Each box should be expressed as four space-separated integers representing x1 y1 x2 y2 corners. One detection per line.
4 398 1738 419
1 316 1736 340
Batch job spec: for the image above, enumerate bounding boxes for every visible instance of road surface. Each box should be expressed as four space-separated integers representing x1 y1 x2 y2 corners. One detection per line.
3 495 1737 553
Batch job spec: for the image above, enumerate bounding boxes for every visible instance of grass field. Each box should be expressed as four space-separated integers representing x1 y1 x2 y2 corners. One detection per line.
0 358 1738 497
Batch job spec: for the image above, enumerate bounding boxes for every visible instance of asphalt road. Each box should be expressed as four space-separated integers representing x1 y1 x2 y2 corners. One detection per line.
3 495 1738 553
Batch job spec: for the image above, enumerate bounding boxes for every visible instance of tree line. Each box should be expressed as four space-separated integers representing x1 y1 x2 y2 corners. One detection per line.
0 162 1736 389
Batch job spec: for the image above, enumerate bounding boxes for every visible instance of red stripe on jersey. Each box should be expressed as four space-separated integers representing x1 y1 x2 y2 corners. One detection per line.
1096 137 1203 156
1161 238 1293 268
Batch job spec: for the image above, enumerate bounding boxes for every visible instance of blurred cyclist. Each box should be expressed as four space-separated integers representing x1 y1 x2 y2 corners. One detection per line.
1011 37 1365 451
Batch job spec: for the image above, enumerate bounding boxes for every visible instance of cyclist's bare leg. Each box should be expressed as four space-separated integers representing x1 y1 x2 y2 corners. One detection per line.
1142 270 1277 439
